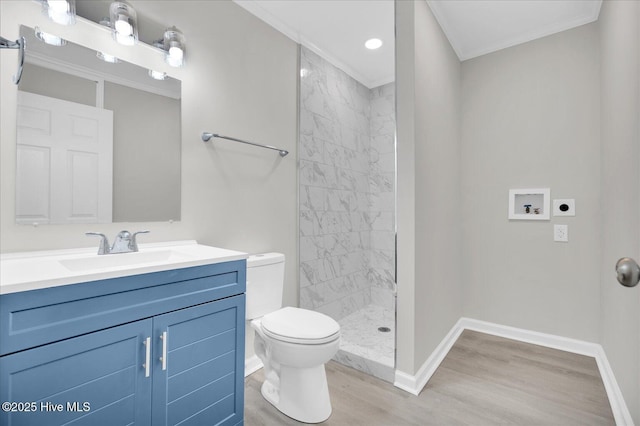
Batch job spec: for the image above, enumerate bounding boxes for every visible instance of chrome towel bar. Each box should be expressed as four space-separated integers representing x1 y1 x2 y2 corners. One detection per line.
202 132 289 157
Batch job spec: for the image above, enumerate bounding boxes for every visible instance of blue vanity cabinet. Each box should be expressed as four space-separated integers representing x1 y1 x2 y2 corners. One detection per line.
152 295 245 426
0 259 246 426
0 319 154 426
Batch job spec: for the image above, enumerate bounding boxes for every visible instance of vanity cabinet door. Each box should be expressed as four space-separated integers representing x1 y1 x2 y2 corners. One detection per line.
0 319 153 426
151 294 245 426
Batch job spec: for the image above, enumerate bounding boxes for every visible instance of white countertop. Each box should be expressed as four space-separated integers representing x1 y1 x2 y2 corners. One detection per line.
0 240 248 295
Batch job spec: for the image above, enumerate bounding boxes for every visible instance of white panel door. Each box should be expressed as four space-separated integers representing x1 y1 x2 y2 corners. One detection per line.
16 91 113 224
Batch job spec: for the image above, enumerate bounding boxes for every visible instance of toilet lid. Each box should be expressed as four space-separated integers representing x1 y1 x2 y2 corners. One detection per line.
261 307 340 343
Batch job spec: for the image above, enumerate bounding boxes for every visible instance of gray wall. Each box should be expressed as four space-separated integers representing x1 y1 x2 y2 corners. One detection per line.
599 0 640 422
1 1 299 310
19 63 96 106
106 82 181 222
460 23 602 342
399 1 638 418
396 0 462 374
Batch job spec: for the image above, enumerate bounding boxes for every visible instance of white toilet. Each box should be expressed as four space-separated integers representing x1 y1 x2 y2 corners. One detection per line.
246 253 341 423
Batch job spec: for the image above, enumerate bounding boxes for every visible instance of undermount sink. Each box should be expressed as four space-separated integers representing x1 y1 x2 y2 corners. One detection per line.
0 241 248 295
58 249 189 272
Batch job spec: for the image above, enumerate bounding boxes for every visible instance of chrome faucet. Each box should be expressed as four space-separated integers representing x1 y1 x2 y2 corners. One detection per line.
86 230 150 255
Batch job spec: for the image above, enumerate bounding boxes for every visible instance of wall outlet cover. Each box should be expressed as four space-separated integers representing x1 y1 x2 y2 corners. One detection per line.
554 224 569 242
553 199 575 216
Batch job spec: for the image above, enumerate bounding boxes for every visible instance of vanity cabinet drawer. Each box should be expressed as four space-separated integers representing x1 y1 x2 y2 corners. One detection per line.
0 259 246 356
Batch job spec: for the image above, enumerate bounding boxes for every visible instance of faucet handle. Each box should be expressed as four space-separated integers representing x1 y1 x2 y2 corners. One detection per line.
111 230 133 253
86 232 110 255
131 230 150 252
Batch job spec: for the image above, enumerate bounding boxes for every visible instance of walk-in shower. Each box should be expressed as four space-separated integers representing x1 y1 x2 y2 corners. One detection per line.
298 46 396 382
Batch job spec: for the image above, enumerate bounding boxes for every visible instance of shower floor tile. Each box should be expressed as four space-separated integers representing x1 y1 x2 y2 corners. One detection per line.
334 304 395 382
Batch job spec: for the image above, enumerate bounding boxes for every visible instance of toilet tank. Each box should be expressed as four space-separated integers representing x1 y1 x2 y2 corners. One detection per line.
246 252 285 320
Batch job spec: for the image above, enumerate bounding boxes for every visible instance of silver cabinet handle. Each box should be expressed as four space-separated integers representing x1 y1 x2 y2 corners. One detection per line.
615 257 640 288
160 331 167 371
143 337 151 377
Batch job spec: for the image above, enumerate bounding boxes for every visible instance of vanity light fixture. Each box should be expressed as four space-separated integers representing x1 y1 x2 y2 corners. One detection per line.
148 69 167 80
96 19 120 63
365 38 383 50
109 1 138 46
35 27 67 47
42 0 76 26
163 27 185 67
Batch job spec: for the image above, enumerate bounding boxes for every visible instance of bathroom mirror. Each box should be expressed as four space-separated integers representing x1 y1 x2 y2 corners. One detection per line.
15 25 181 225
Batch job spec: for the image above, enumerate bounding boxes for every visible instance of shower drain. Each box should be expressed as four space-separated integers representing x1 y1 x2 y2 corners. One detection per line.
377 326 391 333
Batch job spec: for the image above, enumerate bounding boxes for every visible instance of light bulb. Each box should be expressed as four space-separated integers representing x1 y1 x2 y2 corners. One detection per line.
166 46 184 67
114 17 133 36
48 0 69 13
163 27 185 67
169 46 183 61
110 2 138 45
365 38 383 50
44 0 76 25
115 31 135 46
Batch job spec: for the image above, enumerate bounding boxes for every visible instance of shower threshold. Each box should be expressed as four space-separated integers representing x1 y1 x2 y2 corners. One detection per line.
333 304 395 383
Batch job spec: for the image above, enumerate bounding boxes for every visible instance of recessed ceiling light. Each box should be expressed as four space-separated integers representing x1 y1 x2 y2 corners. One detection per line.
365 38 383 50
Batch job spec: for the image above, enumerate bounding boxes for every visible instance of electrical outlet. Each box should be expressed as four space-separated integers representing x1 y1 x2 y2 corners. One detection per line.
554 224 568 242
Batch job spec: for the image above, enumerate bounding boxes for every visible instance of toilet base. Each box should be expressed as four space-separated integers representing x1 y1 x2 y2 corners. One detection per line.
261 364 332 423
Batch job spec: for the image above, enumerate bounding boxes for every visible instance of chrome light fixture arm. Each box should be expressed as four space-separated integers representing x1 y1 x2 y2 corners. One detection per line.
0 36 26 84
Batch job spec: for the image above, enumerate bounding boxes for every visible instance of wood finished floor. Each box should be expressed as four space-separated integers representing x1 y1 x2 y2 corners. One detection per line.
244 330 615 425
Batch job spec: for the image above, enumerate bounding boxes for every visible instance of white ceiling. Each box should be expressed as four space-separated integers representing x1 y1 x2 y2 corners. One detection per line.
76 1 602 88
234 0 602 89
234 0 395 89
428 0 602 61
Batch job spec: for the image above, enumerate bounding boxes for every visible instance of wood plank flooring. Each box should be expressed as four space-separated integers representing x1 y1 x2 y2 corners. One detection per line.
244 330 615 425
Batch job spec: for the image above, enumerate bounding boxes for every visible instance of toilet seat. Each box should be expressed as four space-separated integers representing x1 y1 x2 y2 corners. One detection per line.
261 307 340 344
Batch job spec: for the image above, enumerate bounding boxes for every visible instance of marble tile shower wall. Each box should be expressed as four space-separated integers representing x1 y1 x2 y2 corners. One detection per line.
299 47 396 321
368 83 396 312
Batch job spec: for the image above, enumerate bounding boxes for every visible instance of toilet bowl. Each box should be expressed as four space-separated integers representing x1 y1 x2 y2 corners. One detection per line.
246 254 341 423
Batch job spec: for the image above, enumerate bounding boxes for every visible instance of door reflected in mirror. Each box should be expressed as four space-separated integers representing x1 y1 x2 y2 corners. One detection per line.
16 25 181 225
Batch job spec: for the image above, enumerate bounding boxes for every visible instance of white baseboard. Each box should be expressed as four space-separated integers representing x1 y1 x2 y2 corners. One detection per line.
457 317 599 356
244 355 263 377
394 322 464 396
593 345 635 426
394 317 634 425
